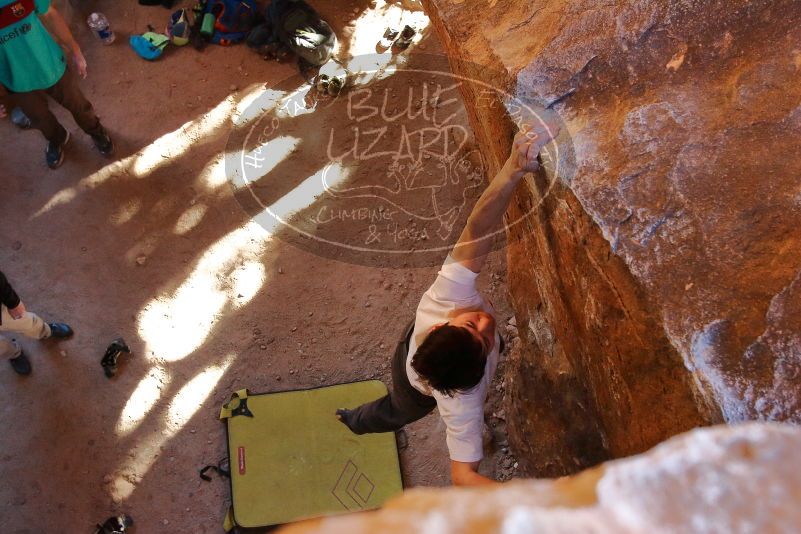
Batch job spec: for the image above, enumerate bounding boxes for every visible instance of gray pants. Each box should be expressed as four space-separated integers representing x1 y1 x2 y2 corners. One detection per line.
0 305 51 359
345 321 436 434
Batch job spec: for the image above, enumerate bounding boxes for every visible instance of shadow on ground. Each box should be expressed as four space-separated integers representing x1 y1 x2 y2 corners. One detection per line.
0 1 514 532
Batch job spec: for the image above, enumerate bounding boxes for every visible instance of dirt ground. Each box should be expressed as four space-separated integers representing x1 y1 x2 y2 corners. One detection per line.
0 1 519 532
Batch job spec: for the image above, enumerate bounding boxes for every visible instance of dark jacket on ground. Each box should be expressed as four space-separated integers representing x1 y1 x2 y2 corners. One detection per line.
0 271 21 324
267 0 336 66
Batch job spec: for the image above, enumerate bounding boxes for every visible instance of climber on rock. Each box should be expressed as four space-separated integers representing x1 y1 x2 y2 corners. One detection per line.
337 120 559 486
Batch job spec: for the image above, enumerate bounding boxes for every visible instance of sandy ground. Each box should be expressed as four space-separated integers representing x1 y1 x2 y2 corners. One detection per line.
0 1 518 531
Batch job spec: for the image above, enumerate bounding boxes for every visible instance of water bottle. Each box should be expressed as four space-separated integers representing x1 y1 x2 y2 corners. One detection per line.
87 12 115 45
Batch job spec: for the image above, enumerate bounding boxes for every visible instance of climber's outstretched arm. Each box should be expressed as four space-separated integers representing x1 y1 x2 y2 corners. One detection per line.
450 122 559 274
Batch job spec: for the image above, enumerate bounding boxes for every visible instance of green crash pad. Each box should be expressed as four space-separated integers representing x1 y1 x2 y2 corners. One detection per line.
220 381 403 529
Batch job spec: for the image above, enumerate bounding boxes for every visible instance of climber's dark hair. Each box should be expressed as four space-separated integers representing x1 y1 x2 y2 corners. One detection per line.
411 324 486 397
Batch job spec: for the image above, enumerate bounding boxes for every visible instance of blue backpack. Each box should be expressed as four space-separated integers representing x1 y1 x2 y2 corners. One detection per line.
204 0 257 45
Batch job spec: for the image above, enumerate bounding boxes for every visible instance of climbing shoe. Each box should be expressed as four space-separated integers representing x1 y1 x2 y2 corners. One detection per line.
102 337 131 378
92 131 115 157
327 75 345 97
378 27 399 50
315 73 330 93
45 131 70 169
9 353 31 376
48 323 74 339
335 408 364 434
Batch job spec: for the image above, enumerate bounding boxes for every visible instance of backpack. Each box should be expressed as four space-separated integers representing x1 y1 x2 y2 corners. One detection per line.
204 0 257 46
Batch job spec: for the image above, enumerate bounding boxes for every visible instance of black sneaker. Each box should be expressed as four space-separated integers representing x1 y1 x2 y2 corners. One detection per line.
91 131 115 157
48 323 74 339
10 107 31 129
9 353 31 375
45 131 70 169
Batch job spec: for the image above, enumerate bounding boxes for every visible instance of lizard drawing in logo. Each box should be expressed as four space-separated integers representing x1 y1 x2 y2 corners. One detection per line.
322 123 485 242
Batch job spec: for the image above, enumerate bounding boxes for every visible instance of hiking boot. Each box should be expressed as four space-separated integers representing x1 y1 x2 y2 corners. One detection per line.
10 107 31 129
48 323 74 339
45 131 70 169
9 352 31 375
92 131 115 157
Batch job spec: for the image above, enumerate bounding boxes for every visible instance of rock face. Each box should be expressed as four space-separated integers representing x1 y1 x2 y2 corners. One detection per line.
419 0 801 475
281 424 801 533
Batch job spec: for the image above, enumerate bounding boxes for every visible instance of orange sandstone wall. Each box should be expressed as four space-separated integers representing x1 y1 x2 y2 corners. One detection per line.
421 0 801 475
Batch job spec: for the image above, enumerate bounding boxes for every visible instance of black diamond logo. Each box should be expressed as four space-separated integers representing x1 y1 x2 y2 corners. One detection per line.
332 460 375 511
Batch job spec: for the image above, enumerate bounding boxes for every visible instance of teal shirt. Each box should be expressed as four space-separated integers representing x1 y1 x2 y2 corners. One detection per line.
0 0 66 92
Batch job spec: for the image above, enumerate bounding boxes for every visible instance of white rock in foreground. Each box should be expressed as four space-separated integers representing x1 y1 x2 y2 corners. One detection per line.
282 423 801 533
